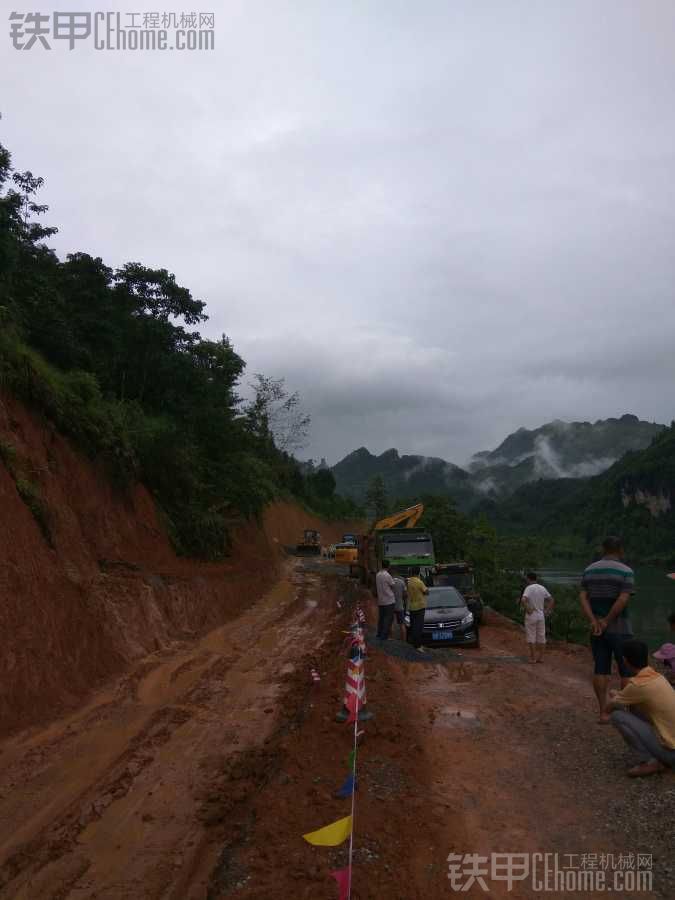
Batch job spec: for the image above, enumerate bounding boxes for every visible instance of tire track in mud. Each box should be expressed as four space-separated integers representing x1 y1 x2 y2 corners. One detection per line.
0 558 341 899
0 704 196 893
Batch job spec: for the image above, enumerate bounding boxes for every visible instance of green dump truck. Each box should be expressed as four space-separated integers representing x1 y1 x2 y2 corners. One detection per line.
355 528 435 589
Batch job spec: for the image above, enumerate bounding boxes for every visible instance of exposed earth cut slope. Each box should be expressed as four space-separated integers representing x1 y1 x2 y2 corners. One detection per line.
0 391 354 737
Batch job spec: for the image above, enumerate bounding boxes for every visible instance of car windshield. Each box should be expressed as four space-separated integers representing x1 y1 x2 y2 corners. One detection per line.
426 587 465 609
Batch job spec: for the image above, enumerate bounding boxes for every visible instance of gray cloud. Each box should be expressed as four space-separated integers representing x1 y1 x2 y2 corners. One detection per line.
3 0 675 465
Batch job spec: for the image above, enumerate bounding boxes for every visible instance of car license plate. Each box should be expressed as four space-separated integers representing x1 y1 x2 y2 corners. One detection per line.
432 630 453 641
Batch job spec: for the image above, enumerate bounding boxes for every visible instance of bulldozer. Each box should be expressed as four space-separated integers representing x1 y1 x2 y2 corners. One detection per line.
297 529 322 555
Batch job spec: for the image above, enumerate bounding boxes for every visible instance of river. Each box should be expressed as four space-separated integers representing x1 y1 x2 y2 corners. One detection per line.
539 561 675 650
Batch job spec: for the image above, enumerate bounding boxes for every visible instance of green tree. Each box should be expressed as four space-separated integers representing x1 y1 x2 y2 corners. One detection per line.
245 374 311 454
309 468 336 500
419 495 469 560
365 475 388 520
11 169 58 245
0 137 363 559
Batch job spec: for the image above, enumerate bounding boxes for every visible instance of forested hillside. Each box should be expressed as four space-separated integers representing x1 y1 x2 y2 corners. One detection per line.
468 414 664 497
0 141 359 558
477 424 675 562
332 446 474 508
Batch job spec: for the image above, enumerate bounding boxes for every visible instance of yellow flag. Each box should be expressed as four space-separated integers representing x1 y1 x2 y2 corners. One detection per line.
303 815 352 847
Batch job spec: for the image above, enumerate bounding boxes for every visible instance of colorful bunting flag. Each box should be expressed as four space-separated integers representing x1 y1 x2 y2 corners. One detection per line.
303 815 352 847
349 627 367 659
336 772 356 798
343 657 366 721
330 866 351 900
301 620 366 899
345 690 358 725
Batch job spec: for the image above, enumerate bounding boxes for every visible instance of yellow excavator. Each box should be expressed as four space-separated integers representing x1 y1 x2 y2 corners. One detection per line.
353 503 434 585
372 502 424 531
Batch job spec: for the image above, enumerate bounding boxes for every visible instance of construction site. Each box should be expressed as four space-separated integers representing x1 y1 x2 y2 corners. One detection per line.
4 2 675 895
0 394 672 899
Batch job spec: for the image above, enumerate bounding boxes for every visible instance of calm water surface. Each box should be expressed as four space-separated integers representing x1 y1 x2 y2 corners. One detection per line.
540 561 675 650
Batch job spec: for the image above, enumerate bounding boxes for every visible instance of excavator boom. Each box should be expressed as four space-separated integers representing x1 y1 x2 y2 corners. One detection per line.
372 502 424 531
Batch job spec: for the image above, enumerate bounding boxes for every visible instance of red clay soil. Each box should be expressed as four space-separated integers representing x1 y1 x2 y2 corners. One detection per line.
0 556 338 897
212 587 671 900
0 391 357 737
0 550 670 899
1 393 672 899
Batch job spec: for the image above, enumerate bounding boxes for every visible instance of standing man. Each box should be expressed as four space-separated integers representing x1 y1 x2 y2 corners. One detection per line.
406 566 429 654
375 560 396 640
607 639 675 776
392 573 407 640
579 536 634 723
520 572 555 664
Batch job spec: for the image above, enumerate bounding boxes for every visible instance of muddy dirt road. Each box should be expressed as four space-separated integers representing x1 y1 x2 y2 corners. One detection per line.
0 558 671 899
0 557 341 898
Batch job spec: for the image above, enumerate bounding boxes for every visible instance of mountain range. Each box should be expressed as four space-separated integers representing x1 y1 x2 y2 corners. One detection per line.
332 414 665 506
332 446 474 507
479 421 675 562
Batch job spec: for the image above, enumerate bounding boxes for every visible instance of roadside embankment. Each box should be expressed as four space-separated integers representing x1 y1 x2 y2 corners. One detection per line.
0 390 355 737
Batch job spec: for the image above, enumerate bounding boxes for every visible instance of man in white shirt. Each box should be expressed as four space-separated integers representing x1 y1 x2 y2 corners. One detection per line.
375 560 396 640
520 572 555 664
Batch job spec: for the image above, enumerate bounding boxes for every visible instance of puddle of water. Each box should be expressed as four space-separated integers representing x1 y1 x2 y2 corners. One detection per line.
437 707 480 728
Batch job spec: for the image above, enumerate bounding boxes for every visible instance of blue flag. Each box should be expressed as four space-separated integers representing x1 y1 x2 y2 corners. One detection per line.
336 773 356 798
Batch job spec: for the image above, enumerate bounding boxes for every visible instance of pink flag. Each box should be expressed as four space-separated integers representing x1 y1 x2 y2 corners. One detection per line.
330 866 351 900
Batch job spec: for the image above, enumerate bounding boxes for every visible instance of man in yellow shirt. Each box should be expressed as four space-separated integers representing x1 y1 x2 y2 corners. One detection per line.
406 567 429 654
608 639 675 776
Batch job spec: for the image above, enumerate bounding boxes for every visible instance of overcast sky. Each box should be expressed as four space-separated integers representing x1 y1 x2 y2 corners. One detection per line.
3 1 675 465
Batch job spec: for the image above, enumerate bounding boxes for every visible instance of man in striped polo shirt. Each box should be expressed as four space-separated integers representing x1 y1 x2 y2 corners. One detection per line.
580 536 635 723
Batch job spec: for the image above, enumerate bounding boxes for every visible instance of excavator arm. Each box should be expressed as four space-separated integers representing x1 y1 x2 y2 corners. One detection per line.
372 503 424 531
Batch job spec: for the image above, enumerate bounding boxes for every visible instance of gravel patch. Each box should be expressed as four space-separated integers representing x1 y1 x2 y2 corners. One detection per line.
367 628 527 665
512 704 675 898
